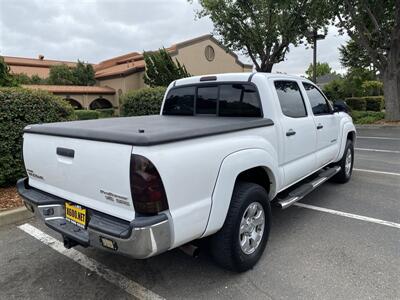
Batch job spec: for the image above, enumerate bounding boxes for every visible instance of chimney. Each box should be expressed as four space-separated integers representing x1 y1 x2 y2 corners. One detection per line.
38 54 44 60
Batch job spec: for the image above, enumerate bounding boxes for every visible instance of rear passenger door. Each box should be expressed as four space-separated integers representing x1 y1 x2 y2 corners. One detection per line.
302 82 340 167
274 80 317 187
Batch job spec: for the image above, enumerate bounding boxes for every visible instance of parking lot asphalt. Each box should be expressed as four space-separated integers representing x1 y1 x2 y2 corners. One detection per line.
1 126 399 300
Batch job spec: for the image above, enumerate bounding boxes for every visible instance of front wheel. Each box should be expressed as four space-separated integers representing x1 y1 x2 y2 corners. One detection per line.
209 182 271 272
332 139 354 183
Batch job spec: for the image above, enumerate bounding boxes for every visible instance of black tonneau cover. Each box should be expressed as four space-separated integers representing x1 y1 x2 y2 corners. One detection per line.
24 115 274 146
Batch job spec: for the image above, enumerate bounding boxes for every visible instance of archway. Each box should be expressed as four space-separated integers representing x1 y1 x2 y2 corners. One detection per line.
65 98 83 110
89 98 113 110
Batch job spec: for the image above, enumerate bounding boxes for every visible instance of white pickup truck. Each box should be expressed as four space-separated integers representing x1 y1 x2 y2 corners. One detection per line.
18 73 356 272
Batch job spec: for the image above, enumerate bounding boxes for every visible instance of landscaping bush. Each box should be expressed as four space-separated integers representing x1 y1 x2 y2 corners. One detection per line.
345 97 366 110
361 80 383 96
75 110 99 120
364 96 384 111
96 108 115 118
351 110 385 124
0 87 75 186
120 87 166 116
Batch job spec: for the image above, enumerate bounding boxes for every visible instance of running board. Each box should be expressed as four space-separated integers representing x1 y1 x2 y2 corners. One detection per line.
277 166 341 209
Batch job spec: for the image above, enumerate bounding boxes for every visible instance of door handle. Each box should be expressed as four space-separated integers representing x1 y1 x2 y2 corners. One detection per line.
286 129 296 136
317 124 323 130
56 147 75 158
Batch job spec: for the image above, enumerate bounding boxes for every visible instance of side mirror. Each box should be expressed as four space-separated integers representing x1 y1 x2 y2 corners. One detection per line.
333 100 350 114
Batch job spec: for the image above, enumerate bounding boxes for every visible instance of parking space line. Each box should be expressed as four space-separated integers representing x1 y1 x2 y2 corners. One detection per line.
294 203 400 230
358 136 400 141
355 148 400 154
18 223 164 300
353 168 400 176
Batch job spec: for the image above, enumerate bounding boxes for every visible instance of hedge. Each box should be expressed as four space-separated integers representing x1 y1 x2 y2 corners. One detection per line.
120 87 166 116
96 108 115 118
75 110 99 120
0 87 75 186
345 96 384 111
364 96 384 111
345 97 366 110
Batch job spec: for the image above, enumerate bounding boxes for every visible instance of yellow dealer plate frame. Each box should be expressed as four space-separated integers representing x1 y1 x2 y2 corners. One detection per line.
65 202 87 228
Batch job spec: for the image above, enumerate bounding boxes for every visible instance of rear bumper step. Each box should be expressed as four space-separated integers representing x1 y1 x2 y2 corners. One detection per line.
277 166 341 209
17 178 172 259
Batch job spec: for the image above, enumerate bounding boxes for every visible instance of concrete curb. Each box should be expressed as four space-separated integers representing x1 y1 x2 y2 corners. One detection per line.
356 124 400 129
0 206 33 227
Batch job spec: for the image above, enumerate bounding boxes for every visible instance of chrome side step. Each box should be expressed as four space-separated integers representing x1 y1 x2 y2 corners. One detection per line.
277 166 341 209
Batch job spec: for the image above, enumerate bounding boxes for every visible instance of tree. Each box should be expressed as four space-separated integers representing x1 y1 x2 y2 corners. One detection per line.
48 64 75 85
72 60 96 86
0 56 17 87
193 0 332 72
144 48 191 87
48 61 95 86
333 0 400 120
339 39 374 71
305 62 333 79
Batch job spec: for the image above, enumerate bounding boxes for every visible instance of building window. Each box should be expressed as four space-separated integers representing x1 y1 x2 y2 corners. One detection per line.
205 45 215 61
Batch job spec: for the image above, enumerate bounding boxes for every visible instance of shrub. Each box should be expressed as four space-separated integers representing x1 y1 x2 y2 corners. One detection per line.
75 110 99 120
364 96 384 111
345 97 366 110
96 108 115 118
351 111 385 124
121 87 166 116
361 80 383 96
0 87 75 186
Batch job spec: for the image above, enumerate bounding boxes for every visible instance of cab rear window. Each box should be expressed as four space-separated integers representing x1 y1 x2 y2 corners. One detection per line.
162 83 262 117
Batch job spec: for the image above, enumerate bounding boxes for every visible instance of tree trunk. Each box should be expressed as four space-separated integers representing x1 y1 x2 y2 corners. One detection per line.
257 62 274 73
382 70 400 121
382 42 400 121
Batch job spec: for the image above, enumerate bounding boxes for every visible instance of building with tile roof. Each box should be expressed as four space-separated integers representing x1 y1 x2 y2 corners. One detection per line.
4 34 253 110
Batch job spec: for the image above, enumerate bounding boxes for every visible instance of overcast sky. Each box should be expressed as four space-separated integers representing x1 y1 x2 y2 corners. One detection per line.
0 0 349 76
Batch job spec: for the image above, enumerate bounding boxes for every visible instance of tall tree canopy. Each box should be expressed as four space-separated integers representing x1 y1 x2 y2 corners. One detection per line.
48 61 95 86
305 62 333 79
143 48 191 87
0 56 17 87
333 0 400 120
194 0 332 72
339 39 374 71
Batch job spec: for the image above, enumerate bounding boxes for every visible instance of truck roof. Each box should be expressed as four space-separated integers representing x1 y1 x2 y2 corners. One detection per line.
173 72 310 86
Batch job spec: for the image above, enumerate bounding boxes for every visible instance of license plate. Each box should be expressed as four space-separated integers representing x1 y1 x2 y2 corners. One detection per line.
65 202 86 228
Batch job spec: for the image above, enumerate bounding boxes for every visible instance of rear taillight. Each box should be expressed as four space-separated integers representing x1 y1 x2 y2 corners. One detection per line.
130 154 169 215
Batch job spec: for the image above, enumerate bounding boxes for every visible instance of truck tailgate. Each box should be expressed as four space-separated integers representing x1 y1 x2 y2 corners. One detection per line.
23 133 135 221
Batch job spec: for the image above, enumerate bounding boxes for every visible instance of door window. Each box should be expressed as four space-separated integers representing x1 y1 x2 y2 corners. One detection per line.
303 82 331 115
274 81 307 118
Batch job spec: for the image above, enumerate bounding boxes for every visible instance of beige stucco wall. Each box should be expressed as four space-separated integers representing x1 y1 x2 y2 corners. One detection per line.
98 72 146 106
56 93 116 109
10 65 50 78
173 38 253 75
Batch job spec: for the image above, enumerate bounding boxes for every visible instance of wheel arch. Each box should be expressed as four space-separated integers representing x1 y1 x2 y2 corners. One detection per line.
202 148 279 237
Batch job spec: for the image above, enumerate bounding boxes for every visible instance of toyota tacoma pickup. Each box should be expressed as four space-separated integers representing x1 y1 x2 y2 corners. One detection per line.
17 73 355 272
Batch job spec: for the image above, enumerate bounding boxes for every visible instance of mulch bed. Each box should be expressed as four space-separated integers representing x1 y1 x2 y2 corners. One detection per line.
0 186 24 211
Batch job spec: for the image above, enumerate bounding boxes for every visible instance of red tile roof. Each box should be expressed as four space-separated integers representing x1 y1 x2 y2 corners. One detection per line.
22 85 115 94
4 56 78 68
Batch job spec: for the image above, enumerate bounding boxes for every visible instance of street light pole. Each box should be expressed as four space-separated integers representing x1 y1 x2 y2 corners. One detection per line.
310 28 326 83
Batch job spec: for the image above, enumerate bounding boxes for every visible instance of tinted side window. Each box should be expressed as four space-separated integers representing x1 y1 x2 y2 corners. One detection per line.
163 86 195 115
303 82 331 115
274 81 307 118
196 86 218 114
219 84 262 117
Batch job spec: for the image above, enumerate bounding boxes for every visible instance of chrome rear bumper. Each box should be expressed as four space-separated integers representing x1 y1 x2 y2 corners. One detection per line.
17 178 172 259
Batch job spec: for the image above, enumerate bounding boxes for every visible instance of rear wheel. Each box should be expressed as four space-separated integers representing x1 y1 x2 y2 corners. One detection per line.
332 139 354 183
209 182 271 272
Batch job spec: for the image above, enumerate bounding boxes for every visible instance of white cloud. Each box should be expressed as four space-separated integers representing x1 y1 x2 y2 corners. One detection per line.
0 0 349 74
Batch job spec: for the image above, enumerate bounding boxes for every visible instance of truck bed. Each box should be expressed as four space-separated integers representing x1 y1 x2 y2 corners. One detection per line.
24 115 274 146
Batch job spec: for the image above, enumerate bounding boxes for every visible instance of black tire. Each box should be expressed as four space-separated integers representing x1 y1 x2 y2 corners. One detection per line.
332 139 354 183
209 182 271 272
